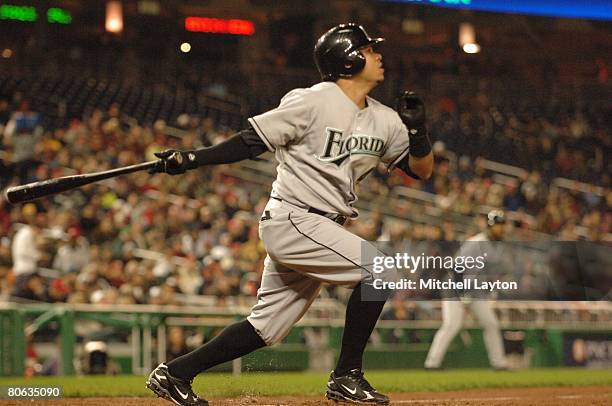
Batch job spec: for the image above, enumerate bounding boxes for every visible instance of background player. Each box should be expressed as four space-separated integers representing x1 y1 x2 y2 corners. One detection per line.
424 210 509 370
145 23 433 405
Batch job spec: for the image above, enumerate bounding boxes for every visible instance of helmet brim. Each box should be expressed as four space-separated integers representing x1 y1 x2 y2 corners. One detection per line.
357 37 385 50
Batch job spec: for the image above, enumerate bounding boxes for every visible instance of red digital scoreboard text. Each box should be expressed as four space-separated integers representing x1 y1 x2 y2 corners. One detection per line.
185 17 255 35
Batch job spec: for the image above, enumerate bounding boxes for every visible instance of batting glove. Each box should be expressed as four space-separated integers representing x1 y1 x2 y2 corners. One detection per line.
397 91 426 136
397 91 431 158
152 149 198 175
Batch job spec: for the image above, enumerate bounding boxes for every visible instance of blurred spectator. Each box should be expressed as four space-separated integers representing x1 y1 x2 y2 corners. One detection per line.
12 273 48 302
52 227 90 273
166 326 190 361
381 297 416 321
3 101 42 183
381 298 418 344
47 273 74 302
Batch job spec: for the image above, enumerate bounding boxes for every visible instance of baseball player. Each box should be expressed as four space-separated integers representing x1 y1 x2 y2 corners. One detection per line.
146 23 433 405
424 210 509 370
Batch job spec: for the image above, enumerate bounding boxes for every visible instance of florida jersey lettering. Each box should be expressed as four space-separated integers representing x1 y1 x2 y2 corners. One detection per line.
316 127 385 165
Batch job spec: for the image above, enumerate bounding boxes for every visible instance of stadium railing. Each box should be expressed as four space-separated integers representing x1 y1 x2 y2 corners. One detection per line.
1 301 610 376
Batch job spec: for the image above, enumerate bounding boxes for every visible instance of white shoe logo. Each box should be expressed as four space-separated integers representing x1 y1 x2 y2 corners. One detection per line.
363 390 374 400
154 371 167 380
175 387 190 400
341 384 357 395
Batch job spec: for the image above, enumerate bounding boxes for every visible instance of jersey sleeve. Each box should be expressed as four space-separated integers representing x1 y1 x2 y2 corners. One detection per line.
247 89 314 152
381 113 410 170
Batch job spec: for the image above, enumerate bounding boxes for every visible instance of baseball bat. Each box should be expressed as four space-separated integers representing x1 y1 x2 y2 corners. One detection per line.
3 160 160 204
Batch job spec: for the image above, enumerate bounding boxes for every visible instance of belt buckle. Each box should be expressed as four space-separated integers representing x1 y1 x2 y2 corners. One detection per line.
321 212 346 225
334 215 347 225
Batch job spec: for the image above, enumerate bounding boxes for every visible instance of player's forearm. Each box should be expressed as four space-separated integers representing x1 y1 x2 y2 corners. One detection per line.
153 128 268 175
189 128 268 167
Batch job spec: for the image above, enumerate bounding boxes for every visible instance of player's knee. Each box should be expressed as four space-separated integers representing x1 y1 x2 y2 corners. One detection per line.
257 326 290 346
247 315 290 346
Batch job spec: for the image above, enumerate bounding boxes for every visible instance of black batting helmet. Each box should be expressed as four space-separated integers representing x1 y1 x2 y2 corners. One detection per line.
487 209 506 226
313 23 384 81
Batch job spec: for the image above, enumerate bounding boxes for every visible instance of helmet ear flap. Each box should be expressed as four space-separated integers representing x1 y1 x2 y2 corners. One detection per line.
339 50 365 77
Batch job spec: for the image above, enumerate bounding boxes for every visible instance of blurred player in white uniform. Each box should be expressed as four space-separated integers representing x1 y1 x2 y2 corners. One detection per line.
424 210 509 370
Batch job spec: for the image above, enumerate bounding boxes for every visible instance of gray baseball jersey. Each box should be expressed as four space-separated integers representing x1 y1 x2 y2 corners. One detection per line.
244 82 406 345
248 81 409 217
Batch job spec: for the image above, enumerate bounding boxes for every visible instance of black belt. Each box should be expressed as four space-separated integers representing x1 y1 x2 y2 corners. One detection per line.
270 197 348 225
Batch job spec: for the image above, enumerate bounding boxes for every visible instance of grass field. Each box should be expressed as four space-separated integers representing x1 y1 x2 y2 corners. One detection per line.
2 368 611 398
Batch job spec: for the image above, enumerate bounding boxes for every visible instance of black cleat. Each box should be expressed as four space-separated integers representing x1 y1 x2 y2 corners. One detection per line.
146 363 208 405
326 369 389 404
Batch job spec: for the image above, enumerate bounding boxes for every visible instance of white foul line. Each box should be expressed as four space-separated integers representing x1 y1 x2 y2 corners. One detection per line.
392 397 518 404
392 393 612 404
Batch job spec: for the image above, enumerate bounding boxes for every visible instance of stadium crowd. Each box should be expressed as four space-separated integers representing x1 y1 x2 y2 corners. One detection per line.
0 66 609 306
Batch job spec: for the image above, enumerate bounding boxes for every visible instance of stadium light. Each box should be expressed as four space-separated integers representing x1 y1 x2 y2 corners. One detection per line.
459 22 481 54
105 1 123 33
180 42 192 53
462 43 481 53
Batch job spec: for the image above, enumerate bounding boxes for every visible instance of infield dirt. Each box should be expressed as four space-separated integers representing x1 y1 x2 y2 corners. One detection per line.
1 385 610 405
